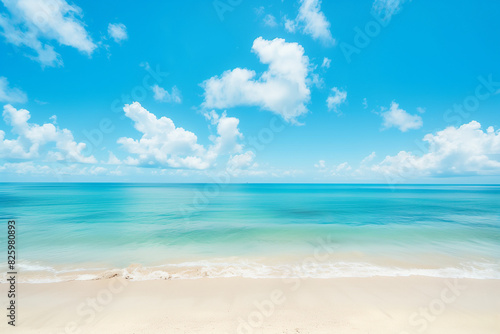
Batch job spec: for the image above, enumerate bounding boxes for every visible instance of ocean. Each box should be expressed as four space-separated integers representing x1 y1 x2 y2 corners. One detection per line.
1 183 499 282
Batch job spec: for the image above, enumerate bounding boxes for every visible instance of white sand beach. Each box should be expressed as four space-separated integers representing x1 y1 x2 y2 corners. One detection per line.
1 276 499 334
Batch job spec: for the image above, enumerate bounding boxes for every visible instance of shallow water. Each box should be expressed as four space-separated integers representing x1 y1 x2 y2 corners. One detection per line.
1 183 499 282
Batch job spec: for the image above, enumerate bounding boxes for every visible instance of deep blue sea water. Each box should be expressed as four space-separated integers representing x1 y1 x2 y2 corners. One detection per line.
1 183 499 282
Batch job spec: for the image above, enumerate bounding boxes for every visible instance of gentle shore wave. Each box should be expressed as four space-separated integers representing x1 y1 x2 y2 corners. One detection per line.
3 259 500 283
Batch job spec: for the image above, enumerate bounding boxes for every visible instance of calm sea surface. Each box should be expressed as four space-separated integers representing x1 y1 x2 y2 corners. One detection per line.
1 183 499 282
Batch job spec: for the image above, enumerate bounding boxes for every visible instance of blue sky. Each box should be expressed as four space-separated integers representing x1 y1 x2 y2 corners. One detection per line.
0 0 500 183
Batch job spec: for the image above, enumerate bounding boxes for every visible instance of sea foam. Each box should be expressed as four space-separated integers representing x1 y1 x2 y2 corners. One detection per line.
2 260 500 283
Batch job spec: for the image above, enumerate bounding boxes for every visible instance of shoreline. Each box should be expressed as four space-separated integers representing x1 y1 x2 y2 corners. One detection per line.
4 257 500 283
1 276 499 333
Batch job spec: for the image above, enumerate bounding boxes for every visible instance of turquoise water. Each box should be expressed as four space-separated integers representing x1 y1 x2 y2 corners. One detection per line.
1 183 499 282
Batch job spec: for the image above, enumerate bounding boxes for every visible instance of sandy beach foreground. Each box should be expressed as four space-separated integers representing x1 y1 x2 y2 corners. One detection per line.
1 277 499 334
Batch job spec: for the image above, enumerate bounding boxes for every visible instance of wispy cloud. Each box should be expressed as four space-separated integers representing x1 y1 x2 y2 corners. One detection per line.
108 23 128 43
372 0 407 21
321 57 331 69
326 87 347 113
152 85 181 103
284 0 335 46
263 14 277 27
0 77 27 103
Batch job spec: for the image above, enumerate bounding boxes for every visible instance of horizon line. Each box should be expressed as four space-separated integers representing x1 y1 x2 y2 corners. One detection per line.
1 182 499 186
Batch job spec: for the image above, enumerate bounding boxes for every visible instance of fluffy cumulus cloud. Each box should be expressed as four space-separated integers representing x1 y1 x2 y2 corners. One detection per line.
224 149 273 177
284 0 334 45
152 84 182 103
326 87 347 113
370 121 500 178
117 102 244 169
314 122 500 181
0 0 96 66
104 151 121 165
0 104 96 163
380 101 423 132
227 151 255 174
0 77 27 103
206 111 243 159
107 23 127 43
202 37 311 123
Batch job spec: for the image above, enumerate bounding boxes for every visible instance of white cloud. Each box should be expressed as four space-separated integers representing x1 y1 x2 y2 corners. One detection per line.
152 85 182 103
0 104 96 163
326 87 347 113
88 166 107 175
263 14 277 27
284 16 296 32
314 160 351 176
117 102 206 169
310 74 322 90
203 110 220 125
207 111 244 159
225 153 267 176
254 6 265 16
123 156 139 166
372 0 406 21
380 101 423 132
0 161 127 177
0 0 97 66
370 121 500 177
35 99 48 105
362 98 368 109
360 152 376 165
332 162 351 175
321 57 331 69
105 151 121 165
314 159 326 169
0 161 51 174
314 159 328 173
107 23 127 43
227 151 256 173
271 168 303 178
202 37 311 123
117 102 244 169
285 0 335 45
0 77 27 103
